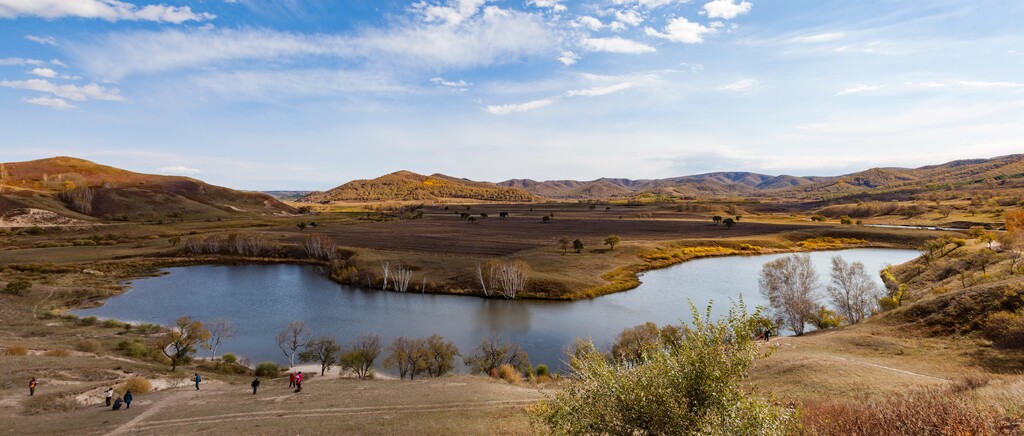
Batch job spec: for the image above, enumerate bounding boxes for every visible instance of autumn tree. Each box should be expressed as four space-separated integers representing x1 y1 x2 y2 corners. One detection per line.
423 334 460 377
1007 210 1024 233
723 218 736 229
712 215 723 225
825 256 880 324
385 336 425 380
573 239 584 253
299 335 342 376
201 318 236 358
759 254 819 335
604 235 621 250
157 316 210 371
464 335 530 376
341 334 381 379
558 237 571 254
611 322 663 367
276 320 312 368
297 222 307 231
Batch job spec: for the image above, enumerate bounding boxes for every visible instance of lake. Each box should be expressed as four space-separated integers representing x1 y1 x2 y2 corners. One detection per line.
72 248 919 373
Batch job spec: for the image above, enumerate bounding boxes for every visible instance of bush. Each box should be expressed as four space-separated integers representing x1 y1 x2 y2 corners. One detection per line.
497 364 521 383
254 361 280 377
534 364 549 377
75 339 102 353
3 280 32 295
81 316 98 326
117 340 154 358
222 353 238 364
102 319 122 328
118 376 152 395
23 393 83 415
43 348 72 357
983 309 1024 348
5 344 29 355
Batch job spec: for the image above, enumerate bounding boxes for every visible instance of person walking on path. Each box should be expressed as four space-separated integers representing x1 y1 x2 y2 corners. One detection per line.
288 372 296 389
105 387 114 406
112 396 123 411
124 390 133 409
763 329 771 342
193 373 201 390
251 377 260 395
295 372 303 393
28 377 37 396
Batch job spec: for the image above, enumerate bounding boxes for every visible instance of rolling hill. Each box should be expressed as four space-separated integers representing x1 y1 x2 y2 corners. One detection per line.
299 171 536 203
0 156 297 224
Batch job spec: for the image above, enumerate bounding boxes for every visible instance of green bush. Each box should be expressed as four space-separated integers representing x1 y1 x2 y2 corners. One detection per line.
254 361 280 377
75 339 102 353
81 316 98 326
3 280 32 295
534 364 549 377
222 353 238 364
103 319 122 328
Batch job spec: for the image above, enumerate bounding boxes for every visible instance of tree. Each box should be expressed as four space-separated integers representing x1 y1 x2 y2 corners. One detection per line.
168 236 181 246
604 235 621 250
201 318 236 358
542 215 551 223
464 335 530 376
157 316 210 371
276 320 312 369
494 260 530 299
979 232 997 250
758 254 819 335
480 213 488 219
384 336 425 380
299 335 342 376
1007 210 1024 233
297 222 307 231
341 334 381 379
393 265 413 292
735 215 742 222
423 334 460 377
0 163 8 181
529 301 795 435
723 218 736 229
573 239 584 253
825 256 881 324
611 322 663 367
712 215 723 225
558 237 571 254
381 262 391 290
499 212 509 218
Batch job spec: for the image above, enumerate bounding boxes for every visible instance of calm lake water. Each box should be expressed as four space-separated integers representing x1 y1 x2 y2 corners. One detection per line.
73 248 918 373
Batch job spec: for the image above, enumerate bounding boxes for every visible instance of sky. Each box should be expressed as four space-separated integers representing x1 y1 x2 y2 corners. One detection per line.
1 0 1023 190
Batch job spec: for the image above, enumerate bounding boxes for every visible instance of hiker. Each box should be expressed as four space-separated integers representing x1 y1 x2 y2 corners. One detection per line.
288 372 296 389
105 387 114 406
28 377 37 396
194 373 201 390
295 371 303 393
112 396 123 411
764 329 771 342
251 377 260 395
124 390 133 409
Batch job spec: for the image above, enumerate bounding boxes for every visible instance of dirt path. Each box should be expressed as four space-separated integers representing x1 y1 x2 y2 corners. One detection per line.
765 336 950 383
106 388 194 436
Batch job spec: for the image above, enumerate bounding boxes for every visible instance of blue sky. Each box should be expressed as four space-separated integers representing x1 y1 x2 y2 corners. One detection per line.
1 0 1023 190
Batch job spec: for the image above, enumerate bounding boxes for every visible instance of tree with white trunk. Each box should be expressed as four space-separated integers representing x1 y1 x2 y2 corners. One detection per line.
758 254 819 335
826 256 881 324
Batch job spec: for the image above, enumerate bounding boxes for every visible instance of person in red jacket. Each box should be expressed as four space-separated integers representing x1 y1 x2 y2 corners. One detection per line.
28 377 37 396
295 371 303 393
288 372 296 389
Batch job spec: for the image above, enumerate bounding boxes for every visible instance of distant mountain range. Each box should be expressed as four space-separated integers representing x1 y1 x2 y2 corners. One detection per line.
301 154 1024 202
0 157 296 222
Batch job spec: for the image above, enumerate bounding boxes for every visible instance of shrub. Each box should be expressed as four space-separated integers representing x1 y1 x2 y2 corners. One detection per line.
63 314 79 322
23 393 83 415
118 376 152 395
497 364 521 383
3 280 32 295
102 319 122 328
5 344 29 355
534 364 549 377
222 353 238 364
75 339 102 353
117 340 154 358
810 214 827 222
81 316 98 326
983 309 1024 348
43 348 72 357
254 361 280 377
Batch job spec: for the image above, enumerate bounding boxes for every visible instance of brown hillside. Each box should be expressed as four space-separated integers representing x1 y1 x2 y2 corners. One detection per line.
300 171 536 203
0 156 297 221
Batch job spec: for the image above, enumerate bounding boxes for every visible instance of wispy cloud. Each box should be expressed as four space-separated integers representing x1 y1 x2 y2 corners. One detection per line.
0 57 45 66
158 165 202 175
565 82 635 97
0 79 125 102
431 77 471 91
837 84 883 95
24 35 57 45
716 78 759 93
645 17 715 44
22 96 74 110
580 37 655 54
485 98 554 115
28 67 58 78
0 0 215 23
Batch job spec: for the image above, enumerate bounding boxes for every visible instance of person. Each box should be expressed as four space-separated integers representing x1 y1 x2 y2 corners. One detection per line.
105 387 114 406
288 372 296 389
764 329 771 342
124 390 133 409
193 373 201 390
112 396 123 411
251 377 260 395
28 377 37 396
295 371 303 393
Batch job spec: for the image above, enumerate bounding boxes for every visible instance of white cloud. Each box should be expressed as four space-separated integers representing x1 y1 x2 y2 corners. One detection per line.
558 50 580 66
644 17 715 44
953 80 1024 89
573 15 604 31
0 57 45 66
412 0 487 25
611 0 679 8
431 76 471 90
786 32 845 44
28 67 58 78
680 62 704 72
0 0 215 23
614 9 643 27
24 35 56 45
565 82 635 97
703 0 751 20
581 36 655 54
192 69 408 100
485 98 553 115
527 0 567 12
158 165 202 175
0 79 125 102
716 78 758 93
22 96 74 110
837 84 883 95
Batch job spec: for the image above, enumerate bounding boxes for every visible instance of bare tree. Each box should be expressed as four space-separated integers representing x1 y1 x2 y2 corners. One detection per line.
243 233 269 256
825 256 880 324
342 334 381 379
463 335 530 375
299 335 342 376
394 265 413 292
60 186 95 214
276 320 312 369
303 234 336 259
759 254 819 335
381 262 391 290
495 260 530 299
202 318 236 358
475 260 498 297
384 336 425 380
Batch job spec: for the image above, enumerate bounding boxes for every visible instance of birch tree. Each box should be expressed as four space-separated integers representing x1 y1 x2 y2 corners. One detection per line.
202 318 236 358
394 265 413 292
495 260 530 299
303 234 335 259
825 256 880 324
276 320 312 368
759 254 819 335
381 262 391 290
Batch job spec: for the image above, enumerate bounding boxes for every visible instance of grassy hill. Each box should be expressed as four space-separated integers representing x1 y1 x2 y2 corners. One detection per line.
300 171 536 203
0 157 297 223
